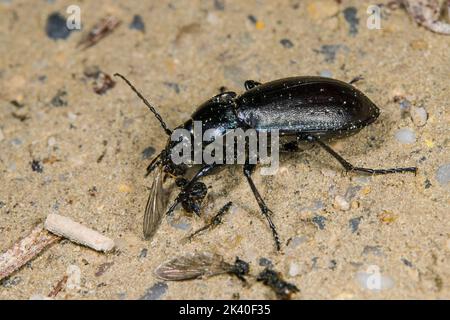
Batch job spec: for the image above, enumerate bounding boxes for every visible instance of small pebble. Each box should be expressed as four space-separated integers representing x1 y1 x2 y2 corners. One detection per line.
280 38 294 48
349 217 362 233
333 195 350 211
287 236 308 249
0 128 4 142
401 258 413 267
48 137 56 147
31 160 44 173
319 70 333 78
362 245 383 256
51 89 68 107
1 276 22 288
66 265 81 290
169 216 191 231
436 163 450 185
395 128 416 144
68 112 77 121
163 82 180 94
11 138 23 146
46 12 72 40
259 257 274 268
378 210 397 224
307 1 339 21
214 0 225 11
312 215 326 230
129 15 145 32
141 146 156 159
118 184 133 193
139 248 148 258
411 106 428 127
343 7 359 36
314 44 347 63
288 262 301 277
140 282 168 300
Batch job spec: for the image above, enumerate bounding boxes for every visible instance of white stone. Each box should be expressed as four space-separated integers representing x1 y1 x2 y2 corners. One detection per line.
333 195 350 211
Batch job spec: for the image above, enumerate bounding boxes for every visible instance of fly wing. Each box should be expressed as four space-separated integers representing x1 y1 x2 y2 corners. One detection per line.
154 252 231 281
143 164 165 239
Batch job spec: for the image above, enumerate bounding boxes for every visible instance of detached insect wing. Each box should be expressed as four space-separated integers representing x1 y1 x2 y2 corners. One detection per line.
154 252 231 281
143 164 166 239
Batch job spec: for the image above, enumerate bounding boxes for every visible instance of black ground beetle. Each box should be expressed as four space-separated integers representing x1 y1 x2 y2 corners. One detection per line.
115 73 417 251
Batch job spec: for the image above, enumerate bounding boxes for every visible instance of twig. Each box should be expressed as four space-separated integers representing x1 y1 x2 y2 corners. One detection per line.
44 214 115 252
48 275 68 298
0 224 60 281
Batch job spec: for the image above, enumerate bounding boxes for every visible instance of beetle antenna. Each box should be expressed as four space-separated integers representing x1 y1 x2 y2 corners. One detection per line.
114 73 172 136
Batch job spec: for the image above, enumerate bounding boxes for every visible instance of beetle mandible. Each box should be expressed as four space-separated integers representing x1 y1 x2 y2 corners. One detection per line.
114 73 417 251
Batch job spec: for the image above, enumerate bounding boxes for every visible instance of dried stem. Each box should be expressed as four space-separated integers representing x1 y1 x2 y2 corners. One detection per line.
0 224 60 281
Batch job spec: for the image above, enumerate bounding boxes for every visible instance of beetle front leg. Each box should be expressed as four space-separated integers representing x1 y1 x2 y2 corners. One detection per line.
306 135 417 175
243 163 281 251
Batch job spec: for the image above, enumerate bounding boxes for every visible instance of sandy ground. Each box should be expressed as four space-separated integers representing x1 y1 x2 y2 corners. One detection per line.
0 0 449 300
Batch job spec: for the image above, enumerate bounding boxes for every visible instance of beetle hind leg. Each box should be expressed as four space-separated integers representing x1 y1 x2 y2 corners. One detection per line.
307 135 417 175
243 163 281 251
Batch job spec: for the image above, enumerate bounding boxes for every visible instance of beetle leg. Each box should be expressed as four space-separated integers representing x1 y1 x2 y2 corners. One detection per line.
243 163 281 251
349 75 364 85
244 80 262 91
306 135 417 175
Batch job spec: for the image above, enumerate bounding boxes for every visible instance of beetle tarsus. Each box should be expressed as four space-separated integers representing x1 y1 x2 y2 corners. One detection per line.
308 135 418 175
243 163 281 251
349 75 364 85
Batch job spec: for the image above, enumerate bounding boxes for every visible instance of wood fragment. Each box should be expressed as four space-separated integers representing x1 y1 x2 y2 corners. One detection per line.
77 16 121 49
0 224 60 281
44 214 115 252
48 275 68 298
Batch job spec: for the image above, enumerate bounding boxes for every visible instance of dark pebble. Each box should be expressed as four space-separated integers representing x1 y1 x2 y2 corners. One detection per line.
129 15 145 32
31 160 43 173
139 248 148 258
329 260 337 270
163 82 180 94
314 45 347 63
1 276 22 288
343 7 359 36
46 12 72 40
424 179 432 189
0 201 5 209
280 38 294 49
349 216 362 233
312 215 326 230
401 258 413 267
140 282 168 300
259 257 274 268
214 0 225 11
142 146 156 160
51 89 68 107
247 15 257 24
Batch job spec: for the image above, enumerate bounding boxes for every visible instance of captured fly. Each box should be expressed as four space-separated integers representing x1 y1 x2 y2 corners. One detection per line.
154 252 250 282
185 201 233 241
257 267 299 300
